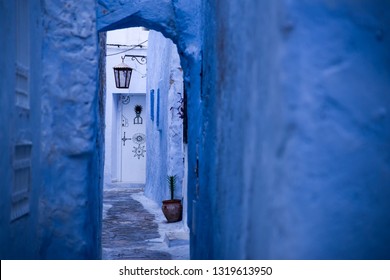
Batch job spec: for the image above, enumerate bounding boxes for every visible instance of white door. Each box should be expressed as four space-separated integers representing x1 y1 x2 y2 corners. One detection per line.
120 94 146 183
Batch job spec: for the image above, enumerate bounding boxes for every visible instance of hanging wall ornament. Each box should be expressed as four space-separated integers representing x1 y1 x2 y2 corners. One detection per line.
121 114 129 127
121 95 130 104
132 133 146 145
134 104 143 124
121 132 131 146
132 144 146 159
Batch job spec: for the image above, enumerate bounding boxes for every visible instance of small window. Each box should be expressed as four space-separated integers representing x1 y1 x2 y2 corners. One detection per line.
11 143 32 221
150 89 154 121
15 0 30 110
156 88 161 130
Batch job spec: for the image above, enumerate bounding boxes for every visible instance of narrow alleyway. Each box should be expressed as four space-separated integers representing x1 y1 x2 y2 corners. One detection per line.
102 183 189 260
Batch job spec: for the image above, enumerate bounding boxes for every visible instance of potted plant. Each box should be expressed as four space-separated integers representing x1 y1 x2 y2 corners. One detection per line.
162 175 183 223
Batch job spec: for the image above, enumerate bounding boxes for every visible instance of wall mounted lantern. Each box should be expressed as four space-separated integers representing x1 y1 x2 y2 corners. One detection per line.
113 55 147 89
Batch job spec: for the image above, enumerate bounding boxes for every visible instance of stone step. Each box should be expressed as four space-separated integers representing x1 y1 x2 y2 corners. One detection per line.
164 231 189 248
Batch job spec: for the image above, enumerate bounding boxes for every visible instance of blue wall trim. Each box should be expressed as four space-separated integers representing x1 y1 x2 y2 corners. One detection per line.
156 88 161 130
150 89 155 121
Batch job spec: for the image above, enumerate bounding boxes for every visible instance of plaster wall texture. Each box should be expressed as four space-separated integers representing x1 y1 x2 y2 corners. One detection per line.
38 0 102 259
0 0 202 259
104 28 148 184
145 30 185 208
0 0 200 259
195 0 390 259
1 0 102 259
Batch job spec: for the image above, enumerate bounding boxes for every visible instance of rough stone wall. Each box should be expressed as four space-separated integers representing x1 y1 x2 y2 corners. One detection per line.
197 0 390 259
145 31 184 205
39 0 102 259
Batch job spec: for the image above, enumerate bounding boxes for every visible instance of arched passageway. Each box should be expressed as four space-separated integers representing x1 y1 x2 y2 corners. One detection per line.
96 0 203 260
101 27 189 259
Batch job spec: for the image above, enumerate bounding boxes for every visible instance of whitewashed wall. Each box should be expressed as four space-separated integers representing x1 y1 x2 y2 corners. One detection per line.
145 31 186 221
104 28 148 184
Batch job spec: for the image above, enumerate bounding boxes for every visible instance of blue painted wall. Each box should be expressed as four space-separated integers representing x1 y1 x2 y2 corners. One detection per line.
38 0 103 259
194 0 390 259
1 0 201 260
145 31 185 206
0 0 42 259
0 0 103 259
3 0 387 260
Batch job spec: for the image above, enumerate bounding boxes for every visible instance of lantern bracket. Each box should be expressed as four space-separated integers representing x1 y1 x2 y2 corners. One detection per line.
113 55 147 89
122 55 147 65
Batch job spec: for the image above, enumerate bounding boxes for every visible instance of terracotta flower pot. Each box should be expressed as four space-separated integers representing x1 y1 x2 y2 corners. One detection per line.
162 199 183 223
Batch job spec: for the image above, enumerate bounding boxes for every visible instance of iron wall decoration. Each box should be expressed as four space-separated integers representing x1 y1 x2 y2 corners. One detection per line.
132 144 146 159
121 95 130 104
121 114 129 127
122 54 147 65
131 133 146 159
134 104 143 124
132 133 146 145
121 132 131 146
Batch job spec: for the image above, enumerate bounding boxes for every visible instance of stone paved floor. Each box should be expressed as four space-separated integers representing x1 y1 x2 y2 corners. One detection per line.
102 184 189 260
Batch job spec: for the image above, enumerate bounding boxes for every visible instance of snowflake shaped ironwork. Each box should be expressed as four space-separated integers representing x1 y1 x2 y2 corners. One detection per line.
132 144 146 159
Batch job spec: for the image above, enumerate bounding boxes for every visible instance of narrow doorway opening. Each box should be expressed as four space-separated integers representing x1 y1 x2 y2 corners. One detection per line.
101 27 189 260
104 27 148 186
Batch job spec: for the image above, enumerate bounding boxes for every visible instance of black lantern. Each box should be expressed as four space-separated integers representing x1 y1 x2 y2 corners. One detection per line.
113 56 133 88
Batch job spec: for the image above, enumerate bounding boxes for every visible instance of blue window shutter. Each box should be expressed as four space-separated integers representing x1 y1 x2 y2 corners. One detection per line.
156 88 160 129
150 89 154 121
